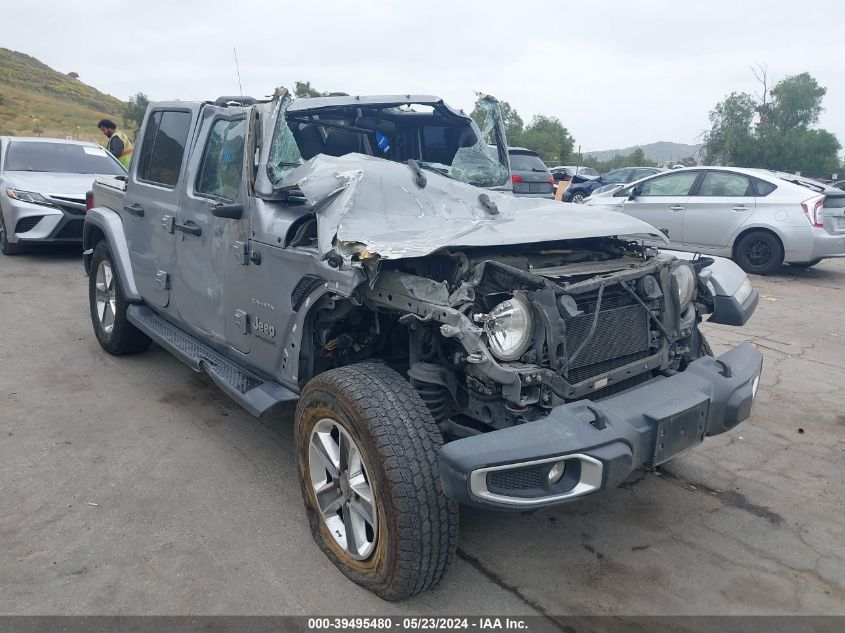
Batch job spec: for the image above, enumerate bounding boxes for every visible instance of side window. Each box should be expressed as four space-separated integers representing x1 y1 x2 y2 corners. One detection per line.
638 171 698 197
753 178 777 196
196 119 246 202
135 110 192 188
605 168 632 183
697 171 752 197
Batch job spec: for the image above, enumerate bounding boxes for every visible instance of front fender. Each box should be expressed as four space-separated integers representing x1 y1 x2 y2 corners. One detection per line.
663 250 758 326
83 207 141 302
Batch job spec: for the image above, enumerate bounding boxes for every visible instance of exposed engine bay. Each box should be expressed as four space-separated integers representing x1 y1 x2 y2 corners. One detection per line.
302 236 711 438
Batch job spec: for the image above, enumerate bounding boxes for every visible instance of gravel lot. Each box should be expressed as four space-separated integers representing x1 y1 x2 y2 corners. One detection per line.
1 249 843 617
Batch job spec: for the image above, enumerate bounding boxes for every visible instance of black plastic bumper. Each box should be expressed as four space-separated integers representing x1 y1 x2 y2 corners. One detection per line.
439 343 763 510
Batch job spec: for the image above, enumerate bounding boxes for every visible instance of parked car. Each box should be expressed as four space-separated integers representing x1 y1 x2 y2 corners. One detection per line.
550 165 599 183
83 90 761 601
584 166 845 274
563 166 663 203
834 180 845 191
508 147 554 198
0 136 126 255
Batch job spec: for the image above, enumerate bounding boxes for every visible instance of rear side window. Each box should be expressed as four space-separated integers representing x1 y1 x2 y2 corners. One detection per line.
753 178 777 196
509 153 547 172
136 110 192 187
196 119 246 202
697 171 751 196
638 171 698 196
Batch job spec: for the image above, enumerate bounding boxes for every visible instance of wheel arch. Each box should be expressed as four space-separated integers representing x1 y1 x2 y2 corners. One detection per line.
731 224 785 260
83 208 142 301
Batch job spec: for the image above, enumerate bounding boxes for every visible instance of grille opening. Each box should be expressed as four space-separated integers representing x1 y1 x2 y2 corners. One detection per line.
55 220 84 240
15 216 43 233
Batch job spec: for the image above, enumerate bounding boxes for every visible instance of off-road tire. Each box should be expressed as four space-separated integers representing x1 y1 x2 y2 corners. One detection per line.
295 362 459 601
88 240 151 355
734 230 783 275
0 218 25 255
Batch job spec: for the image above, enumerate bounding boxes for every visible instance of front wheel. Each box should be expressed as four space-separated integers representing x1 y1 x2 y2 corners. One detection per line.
734 230 784 275
295 362 458 601
0 217 25 255
570 191 587 203
88 241 151 355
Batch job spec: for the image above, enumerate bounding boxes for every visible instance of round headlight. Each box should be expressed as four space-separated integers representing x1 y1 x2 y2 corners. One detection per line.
484 295 533 361
671 264 696 308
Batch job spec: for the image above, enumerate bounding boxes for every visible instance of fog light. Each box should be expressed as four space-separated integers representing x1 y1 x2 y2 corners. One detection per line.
547 461 566 484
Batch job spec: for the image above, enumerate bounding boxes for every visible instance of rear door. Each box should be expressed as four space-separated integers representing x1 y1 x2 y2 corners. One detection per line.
681 170 755 248
620 170 700 244
124 107 198 308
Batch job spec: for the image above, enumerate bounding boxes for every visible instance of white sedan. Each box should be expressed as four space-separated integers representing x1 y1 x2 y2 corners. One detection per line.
584 166 845 274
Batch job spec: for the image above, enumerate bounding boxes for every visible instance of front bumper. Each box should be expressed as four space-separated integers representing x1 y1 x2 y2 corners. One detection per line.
439 343 763 510
3 199 84 244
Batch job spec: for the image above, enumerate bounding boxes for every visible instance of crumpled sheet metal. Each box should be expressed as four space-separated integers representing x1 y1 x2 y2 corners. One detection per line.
281 153 668 260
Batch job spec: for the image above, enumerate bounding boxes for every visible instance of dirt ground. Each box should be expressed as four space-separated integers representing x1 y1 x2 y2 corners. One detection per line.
1 249 843 616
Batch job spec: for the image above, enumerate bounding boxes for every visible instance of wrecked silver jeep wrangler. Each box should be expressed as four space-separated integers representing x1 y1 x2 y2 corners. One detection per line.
83 90 762 600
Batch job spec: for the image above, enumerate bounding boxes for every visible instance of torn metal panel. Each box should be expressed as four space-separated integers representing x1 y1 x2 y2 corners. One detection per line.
279 153 669 260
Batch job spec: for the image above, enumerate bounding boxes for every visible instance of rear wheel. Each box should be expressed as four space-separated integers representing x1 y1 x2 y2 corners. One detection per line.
295 362 458 601
88 241 151 355
734 230 783 275
0 217 25 255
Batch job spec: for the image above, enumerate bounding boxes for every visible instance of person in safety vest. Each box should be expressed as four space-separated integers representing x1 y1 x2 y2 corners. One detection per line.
97 119 133 169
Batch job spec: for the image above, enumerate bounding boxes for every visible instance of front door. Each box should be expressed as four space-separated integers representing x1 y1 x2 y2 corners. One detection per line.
681 170 755 249
620 170 701 245
170 109 250 351
125 107 198 308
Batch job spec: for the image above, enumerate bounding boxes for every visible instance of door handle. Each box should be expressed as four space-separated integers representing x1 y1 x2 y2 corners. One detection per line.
123 203 145 217
732 205 749 212
174 220 201 237
668 205 684 212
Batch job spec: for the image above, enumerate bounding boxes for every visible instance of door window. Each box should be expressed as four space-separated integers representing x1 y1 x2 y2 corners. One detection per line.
696 171 752 197
638 171 698 196
196 119 247 202
604 168 633 183
136 110 192 188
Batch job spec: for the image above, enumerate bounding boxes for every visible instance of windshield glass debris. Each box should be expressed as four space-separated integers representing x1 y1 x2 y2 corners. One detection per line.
266 91 304 184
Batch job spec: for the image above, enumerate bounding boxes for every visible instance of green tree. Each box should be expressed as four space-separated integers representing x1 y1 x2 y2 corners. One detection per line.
702 92 757 166
122 92 149 138
294 81 323 98
703 71 841 176
518 115 575 163
470 99 524 142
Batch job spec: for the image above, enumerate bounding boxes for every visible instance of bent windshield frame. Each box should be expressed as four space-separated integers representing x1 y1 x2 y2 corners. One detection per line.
267 95 509 189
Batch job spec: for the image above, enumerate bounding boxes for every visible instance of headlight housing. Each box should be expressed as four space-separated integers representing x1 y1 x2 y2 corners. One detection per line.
670 263 696 309
6 189 56 208
484 295 533 361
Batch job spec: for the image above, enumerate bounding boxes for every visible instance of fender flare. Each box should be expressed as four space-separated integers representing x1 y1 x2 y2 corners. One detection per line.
83 207 141 302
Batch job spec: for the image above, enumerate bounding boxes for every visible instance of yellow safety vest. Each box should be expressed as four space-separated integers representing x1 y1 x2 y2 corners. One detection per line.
110 129 134 169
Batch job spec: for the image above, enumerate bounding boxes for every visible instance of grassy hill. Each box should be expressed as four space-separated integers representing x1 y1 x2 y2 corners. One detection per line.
585 141 704 165
0 48 126 143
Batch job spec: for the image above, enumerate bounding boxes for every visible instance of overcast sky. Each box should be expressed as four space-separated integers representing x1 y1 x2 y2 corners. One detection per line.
6 0 844 155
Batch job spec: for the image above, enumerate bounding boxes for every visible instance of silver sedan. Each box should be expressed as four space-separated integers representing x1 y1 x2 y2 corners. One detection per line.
584 166 845 274
0 136 126 255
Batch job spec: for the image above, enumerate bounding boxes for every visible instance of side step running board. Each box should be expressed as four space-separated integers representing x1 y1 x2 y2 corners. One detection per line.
127 305 298 417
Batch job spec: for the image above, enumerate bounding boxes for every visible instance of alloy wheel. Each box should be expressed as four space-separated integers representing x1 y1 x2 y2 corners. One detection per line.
747 240 772 267
95 259 117 334
308 418 378 560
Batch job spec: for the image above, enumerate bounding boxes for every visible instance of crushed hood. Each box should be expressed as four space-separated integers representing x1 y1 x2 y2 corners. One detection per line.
282 154 668 260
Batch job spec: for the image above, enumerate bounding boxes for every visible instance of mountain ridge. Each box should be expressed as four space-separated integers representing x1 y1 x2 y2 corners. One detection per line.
0 48 126 142
585 141 704 164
